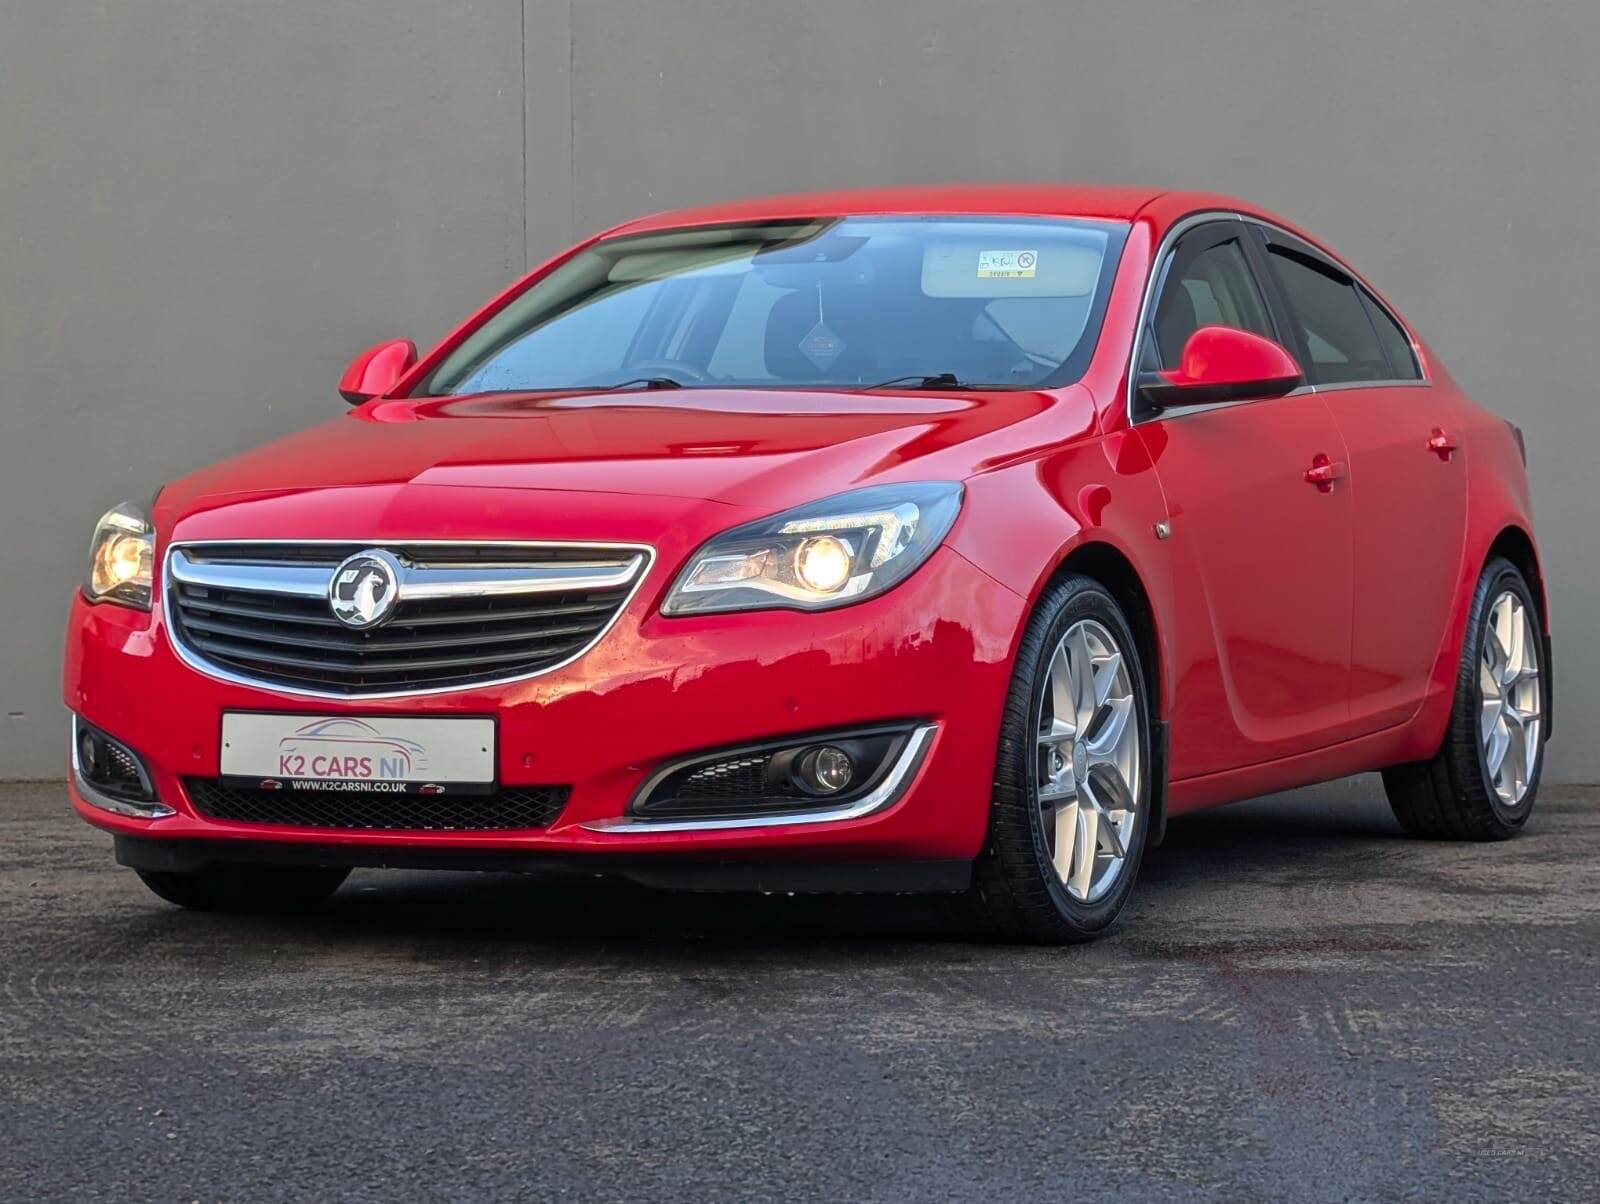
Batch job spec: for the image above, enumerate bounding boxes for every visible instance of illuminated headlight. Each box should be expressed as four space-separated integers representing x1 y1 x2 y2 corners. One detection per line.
662 482 963 615
85 501 154 609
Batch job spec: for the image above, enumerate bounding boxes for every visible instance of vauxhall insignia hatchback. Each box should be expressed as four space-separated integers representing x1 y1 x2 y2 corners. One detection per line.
65 184 1551 942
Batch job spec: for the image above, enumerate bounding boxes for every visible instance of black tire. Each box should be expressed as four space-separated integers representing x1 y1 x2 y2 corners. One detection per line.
963 574 1153 943
1382 557 1546 840
135 864 350 912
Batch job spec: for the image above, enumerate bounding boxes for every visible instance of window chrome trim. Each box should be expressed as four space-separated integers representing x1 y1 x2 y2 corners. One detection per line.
1311 378 1433 395
161 538 656 701
580 722 938 833
1126 210 1431 427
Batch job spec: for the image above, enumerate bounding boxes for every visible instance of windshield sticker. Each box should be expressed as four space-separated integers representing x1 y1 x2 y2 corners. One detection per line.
977 249 1037 279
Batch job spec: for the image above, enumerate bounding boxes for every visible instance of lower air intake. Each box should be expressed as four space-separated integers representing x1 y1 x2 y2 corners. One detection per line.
185 779 570 831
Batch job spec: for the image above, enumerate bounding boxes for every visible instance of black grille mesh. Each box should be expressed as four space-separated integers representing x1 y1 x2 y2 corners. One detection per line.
635 750 818 821
676 755 778 800
186 779 569 831
102 742 148 795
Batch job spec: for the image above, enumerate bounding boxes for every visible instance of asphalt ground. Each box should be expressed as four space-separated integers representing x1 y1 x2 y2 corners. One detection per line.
2 777 1596 1202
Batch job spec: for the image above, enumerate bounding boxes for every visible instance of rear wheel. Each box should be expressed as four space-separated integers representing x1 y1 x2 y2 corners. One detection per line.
965 575 1152 943
1383 557 1545 839
136 864 350 912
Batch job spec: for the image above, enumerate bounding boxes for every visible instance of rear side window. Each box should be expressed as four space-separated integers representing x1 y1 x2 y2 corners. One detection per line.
1359 289 1423 380
1266 248 1389 385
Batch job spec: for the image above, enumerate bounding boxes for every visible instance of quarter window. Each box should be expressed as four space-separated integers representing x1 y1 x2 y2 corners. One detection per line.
1266 248 1389 385
1153 237 1275 367
1359 289 1423 380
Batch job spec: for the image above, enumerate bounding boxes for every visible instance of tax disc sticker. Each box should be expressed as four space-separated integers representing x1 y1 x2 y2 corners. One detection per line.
977 249 1037 279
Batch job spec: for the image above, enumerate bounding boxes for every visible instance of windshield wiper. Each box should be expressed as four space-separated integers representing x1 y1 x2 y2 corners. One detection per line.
596 376 686 391
863 372 969 391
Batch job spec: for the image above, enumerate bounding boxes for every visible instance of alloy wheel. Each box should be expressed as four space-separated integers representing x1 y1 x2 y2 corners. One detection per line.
1479 590 1542 807
1036 619 1141 902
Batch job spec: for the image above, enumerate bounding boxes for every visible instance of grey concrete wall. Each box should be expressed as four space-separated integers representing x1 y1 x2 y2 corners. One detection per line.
2 1 1596 780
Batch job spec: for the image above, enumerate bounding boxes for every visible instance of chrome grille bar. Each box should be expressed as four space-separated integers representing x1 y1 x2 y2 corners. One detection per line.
168 548 645 600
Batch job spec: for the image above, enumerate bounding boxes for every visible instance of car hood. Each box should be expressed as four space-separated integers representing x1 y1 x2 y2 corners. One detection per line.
160 387 1084 521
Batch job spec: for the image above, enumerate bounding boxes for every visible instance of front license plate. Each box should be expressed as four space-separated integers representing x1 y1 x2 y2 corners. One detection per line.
220 713 495 795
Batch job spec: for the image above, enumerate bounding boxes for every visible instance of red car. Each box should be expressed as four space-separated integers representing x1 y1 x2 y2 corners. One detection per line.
65 184 1551 942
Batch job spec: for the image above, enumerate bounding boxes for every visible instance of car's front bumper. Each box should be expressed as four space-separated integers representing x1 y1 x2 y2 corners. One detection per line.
64 544 1024 872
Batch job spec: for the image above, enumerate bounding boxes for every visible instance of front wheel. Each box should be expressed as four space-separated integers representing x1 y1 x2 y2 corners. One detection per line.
965 575 1152 943
1383 557 1546 839
136 864 350 912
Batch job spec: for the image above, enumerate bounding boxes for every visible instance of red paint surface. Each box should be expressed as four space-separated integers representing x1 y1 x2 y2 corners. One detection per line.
1157 325 1303 396
337 338 417 404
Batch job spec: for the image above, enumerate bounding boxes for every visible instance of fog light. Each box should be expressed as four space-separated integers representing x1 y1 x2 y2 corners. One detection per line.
77 723 101 776
795 745 854 795
795 536 852 594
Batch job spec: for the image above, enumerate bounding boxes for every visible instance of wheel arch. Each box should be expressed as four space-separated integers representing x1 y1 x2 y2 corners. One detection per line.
1483 523 1553 740
1485 524 1548 629
1050 542 1162 715
1419 519 1553 757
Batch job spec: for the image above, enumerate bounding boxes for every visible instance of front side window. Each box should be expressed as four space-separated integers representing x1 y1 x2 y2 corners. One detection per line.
1266 248 1389 385
420 216 1129 395
1152 236 1275 367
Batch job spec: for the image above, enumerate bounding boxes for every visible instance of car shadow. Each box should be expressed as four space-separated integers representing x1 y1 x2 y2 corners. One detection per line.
189 775 1414 950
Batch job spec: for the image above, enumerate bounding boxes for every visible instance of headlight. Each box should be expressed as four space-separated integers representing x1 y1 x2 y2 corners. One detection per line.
663 482 963 615
85 501 154 609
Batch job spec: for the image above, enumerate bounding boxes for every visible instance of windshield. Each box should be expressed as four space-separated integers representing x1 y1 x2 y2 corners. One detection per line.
420 216 1129 395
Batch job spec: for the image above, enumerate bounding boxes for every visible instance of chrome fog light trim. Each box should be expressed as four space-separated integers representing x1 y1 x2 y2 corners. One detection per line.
582 723 937 834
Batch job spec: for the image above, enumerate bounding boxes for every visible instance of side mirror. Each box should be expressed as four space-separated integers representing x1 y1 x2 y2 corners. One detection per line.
1137 326 1303 411
338 339 418 405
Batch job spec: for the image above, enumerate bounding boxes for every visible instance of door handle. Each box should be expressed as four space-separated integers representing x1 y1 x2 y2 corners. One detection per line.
1427 428 1458 461
1303 453 1347 492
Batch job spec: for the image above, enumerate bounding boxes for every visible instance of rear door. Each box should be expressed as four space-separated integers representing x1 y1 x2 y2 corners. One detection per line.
1137 221 1354 778
1252 227 1467 733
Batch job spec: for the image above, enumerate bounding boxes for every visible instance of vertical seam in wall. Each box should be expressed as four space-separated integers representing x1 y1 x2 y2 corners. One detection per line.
567 0 576 239
520 0 528 269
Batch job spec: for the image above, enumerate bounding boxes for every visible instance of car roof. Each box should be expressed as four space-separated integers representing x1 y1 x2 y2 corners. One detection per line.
608 183 1254 234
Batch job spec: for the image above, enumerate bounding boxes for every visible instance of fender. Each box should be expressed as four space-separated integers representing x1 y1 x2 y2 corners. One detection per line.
951 434 1177 845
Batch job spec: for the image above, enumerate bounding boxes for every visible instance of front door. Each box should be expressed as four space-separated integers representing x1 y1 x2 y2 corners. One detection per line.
1136 221 1354 779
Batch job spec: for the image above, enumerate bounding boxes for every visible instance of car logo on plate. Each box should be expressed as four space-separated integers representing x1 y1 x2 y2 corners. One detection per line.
329 549 403 629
